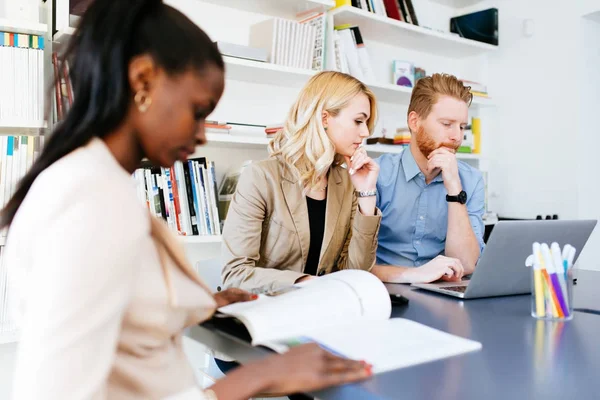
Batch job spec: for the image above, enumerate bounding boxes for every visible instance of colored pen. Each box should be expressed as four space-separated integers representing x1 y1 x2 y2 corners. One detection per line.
532 243 545 317
551 242 570 316
541 243 566 318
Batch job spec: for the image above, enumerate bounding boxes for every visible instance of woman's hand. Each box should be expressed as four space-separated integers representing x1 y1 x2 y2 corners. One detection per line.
213 288 258 308
207 343 372 399
259 343 372 395
344 146 379 192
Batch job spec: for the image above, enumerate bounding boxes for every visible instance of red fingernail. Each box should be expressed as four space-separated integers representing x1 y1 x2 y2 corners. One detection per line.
251 294 259 300
366 366 373 375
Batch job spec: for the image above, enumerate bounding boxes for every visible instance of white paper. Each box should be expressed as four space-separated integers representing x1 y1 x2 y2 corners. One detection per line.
301 318 482 374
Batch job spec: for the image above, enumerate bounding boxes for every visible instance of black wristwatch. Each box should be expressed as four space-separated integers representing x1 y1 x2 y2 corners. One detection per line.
446 190 467 204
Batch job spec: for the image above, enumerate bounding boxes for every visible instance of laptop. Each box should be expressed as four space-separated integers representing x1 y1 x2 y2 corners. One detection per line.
411 219 597 299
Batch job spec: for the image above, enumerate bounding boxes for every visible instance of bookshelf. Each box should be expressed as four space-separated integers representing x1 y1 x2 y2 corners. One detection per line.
329 6 497 57
365 143 481 159
205 133 270 148
366 80 493 107
223 56 316 87
181 235 222 244
223 58 495 107
201 0 334 16
205 133 482 161
53 26 75 52
429 0 486 7
0 120 47 135
0 4 53 348
0 19 47 35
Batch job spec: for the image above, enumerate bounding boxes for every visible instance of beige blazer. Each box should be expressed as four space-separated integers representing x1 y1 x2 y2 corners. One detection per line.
221 158 381 293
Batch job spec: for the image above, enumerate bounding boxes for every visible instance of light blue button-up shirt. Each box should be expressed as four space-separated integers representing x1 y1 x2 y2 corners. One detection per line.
375 148 485 267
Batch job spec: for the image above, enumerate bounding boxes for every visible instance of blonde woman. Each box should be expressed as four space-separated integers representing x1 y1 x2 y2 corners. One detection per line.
221 71 382 295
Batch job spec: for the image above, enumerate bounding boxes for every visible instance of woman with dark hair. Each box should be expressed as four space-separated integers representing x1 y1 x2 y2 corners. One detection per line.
3 1 371 399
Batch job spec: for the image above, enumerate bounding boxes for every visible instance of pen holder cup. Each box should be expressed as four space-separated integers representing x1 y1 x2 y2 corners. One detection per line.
531 267 574 321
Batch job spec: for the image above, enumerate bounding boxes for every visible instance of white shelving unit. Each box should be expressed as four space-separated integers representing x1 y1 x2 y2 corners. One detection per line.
205 133 483 160
180 235 222 244
53 26 75 52
364 143 481 159
224 56 316 87
223 57 494 107
366 80 493 107
205 133 270 148
0 120 47 135
428 0 486 7
0 18 47 35
329 6 497 57
201 0 334 16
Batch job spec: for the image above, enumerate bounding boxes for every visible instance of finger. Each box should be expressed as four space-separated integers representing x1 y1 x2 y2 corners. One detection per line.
343 155 352 169
453 259 465 279
323 364 372 388
350 146 365 162
325 357 370 375
223 289 258 305
350 157 368 174
446 262 462 279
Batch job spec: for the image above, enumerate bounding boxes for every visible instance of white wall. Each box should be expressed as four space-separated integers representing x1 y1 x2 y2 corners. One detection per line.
479 0 580 219
465 0 599 269
574 16 600 271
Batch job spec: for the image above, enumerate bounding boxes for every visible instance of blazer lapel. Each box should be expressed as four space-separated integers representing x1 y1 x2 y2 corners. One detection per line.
280 162 310 269
320 167 344 262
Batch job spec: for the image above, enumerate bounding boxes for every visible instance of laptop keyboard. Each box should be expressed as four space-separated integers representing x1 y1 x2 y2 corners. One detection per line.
442 286 468 293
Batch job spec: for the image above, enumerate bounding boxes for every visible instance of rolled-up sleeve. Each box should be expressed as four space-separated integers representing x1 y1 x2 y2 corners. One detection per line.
467 176 486 253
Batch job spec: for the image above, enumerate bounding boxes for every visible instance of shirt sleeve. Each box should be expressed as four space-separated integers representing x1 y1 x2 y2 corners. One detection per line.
467 175 486 253
10 183 146 400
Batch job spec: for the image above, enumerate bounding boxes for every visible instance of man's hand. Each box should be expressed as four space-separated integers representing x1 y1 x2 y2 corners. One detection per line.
405 256 465 284
427 147 462 195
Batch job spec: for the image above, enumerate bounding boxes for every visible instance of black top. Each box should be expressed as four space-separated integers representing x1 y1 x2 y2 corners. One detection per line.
304 196 327 276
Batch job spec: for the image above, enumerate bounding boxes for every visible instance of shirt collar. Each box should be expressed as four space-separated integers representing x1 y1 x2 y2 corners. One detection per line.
401 147 421 182
401 146 444 183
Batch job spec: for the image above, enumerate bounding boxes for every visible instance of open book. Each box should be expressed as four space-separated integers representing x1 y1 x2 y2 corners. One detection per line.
210 270 482 374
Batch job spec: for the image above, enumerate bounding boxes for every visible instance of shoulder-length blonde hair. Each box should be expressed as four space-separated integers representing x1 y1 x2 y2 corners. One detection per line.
268 71 377 192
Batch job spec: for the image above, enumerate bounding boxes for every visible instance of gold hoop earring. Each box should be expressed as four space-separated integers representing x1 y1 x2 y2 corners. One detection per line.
134 90 152 113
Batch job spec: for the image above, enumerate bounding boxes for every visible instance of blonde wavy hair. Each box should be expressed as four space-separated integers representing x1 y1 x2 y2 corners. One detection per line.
268 71 377 192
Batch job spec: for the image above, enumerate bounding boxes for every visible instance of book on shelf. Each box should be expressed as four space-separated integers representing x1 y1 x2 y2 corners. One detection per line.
51 52 75 122
265 122 283 138
336 0 419 26
296 12 327 72
206 269 481 374
133 158 221 237
0 32 45 127
249 16 318 71
217 160 253 222
332 25 375 82
0 135 44 235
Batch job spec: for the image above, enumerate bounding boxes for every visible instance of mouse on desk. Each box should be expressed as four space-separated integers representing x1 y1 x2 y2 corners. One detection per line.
390 293 409 305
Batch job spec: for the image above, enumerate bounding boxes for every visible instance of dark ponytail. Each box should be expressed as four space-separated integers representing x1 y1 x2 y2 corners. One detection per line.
0 0 223 229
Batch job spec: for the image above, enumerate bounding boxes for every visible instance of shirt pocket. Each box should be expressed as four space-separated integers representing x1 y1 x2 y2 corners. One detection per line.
261 218 298 266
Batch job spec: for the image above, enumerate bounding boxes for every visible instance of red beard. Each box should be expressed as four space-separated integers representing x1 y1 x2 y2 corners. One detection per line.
415 126 459 158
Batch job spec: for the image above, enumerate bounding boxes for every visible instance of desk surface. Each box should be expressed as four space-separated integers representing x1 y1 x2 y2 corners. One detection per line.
188 269 600 400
